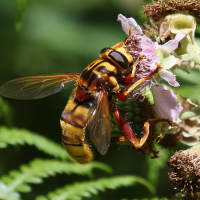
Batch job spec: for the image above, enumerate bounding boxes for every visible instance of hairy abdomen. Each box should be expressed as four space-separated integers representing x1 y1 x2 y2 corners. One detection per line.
60 96 95 164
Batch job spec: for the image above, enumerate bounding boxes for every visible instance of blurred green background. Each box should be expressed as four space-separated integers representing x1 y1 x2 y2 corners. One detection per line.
0 0 198 199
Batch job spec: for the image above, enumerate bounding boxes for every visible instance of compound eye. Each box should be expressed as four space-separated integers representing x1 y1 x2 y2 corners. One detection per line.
108 50 129 69
100 48 112 55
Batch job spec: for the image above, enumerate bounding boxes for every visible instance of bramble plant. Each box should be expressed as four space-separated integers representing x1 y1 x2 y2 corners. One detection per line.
1 0 200 199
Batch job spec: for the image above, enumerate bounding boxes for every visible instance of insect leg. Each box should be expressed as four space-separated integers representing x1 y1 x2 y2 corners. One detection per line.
111 136 129 143
112 108 177 148
108 76 120 93
136 118 177 148
118 63 162 100
121 59 139 85
112 108 142 148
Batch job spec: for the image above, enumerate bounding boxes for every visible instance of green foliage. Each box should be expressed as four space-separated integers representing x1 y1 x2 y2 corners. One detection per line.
0 115 155 199
122 198 168 200
175 69 200 104
0 126 71 160
15 0 26 30
147 147 171 186
36 176 155 200
0 126 157 200
0 97 13 127
0 159 112 199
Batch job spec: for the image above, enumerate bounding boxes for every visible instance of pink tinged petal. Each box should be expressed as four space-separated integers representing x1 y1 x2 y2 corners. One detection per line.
141 38 156 57
159 69 180 87
117 14 143 35
159 33 185 53
151 84 183 122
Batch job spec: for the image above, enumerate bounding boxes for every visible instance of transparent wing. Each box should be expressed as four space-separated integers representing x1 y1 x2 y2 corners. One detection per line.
0 73 80 100
88 89 111 155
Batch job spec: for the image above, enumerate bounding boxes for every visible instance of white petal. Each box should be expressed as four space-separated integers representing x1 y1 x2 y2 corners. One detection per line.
159 33 185 53
117 14 143 35
159 69 180 87
151 84 183 122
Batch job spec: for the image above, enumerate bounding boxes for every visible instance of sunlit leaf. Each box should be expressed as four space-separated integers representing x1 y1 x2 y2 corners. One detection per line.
0 126 71 160
1 159 112 194
36 176 155 200
15 0 27 30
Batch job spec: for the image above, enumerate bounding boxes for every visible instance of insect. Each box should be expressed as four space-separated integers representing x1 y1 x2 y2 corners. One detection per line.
0 31 172 164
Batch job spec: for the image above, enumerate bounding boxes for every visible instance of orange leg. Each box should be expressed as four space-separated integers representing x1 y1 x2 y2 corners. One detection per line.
111 136 129 143
121 59 139 85
111 108 177 148
117 63 162 100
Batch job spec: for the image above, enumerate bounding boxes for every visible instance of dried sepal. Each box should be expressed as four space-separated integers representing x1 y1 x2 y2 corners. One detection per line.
157 14 196 43
143 0 200 43
144 0 200 23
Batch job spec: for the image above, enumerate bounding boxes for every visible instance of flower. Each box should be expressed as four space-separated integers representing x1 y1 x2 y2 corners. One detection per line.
143 0 200 24
168 145 200 198
179 97 200 146
159 97 200 148
118 14 183 122
143 0 200 70
151 84 182 122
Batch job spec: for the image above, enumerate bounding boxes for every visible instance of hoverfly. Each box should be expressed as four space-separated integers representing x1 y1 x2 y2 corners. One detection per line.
0 30 168 164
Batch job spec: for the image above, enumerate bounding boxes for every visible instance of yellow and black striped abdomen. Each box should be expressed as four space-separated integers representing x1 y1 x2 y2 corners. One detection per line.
60 94 96 164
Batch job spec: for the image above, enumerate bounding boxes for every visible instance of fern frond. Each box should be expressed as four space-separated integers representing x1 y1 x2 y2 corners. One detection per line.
1 159 112 195
0 126 71 160
121 198 168 200
0 181 20 200
36 175 155 200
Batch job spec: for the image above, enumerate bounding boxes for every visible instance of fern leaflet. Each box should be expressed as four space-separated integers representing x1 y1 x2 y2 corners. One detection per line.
0 159 112 197
36 175 155 200
121 198 168 200
0 126 71 160
0 181 20 200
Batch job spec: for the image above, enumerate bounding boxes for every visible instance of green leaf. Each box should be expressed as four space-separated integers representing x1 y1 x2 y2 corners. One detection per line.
15 0 27 30
15 184 31 193
1 159 112 194
0 97 13 126
180 107 200 120
147 146 171 186
176 86 200 105
0 126 71 160
36 176 155 200
175 69 200 85
122 198 168 200
25 177 43 184
0 181 20 200
36 196 48 200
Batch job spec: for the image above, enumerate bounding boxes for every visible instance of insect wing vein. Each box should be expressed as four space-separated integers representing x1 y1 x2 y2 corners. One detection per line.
88 89 111 155
0 73 80 99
